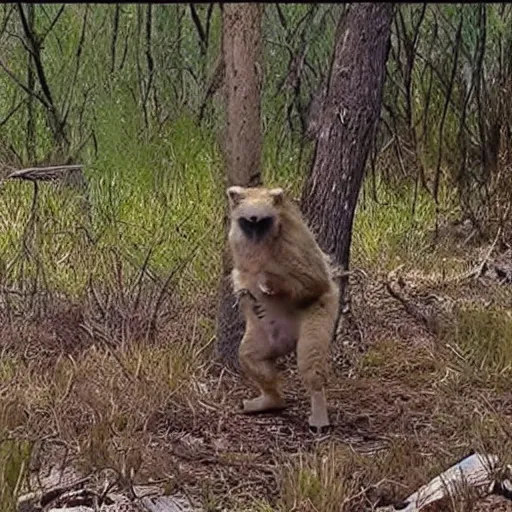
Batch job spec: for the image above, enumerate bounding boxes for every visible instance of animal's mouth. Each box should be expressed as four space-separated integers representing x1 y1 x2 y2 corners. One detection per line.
238 216 274 241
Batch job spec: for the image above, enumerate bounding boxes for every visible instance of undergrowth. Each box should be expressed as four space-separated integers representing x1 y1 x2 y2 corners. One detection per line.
1 4 511 511
0 39 509 508
2 113 511 511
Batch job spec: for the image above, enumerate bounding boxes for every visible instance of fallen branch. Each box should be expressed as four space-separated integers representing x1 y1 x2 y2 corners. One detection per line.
385 265 432 330
447 226 503 284
6 164 84 182
17 474 93 512
384 265 455 335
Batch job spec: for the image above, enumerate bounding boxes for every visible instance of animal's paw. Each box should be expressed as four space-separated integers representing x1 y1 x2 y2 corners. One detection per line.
308 412 331 435
241 394 287 414
258 281 275 296
233 288 256 308
252 301 266 320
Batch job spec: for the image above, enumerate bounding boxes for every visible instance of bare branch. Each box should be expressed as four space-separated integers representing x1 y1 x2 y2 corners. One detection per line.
0 58 50 109
189 3 207 56
119 29 129 72
0 99 26 128
26 4 36 162
274 3 288 33
0 5 15 39
40 4 65 43
144 3 155 103
204 2 214 45
290 4 318 42
63 5 89 125
7 164 84 182
17 3 68 150
198 54 224 124
433 11 464 208
17 5 55 110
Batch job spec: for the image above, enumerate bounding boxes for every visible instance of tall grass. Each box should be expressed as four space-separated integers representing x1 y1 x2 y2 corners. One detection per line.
0 439 32 512
2 4 508 300
353 177 459 272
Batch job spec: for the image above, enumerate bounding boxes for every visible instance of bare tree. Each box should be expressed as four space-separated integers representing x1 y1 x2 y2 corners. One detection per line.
0 4 93 163
301 3 394 316
215 3 263 368
16 4 69 155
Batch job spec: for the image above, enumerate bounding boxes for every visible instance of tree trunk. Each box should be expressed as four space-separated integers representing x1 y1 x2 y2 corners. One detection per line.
301 3 394 316
215 3 263 368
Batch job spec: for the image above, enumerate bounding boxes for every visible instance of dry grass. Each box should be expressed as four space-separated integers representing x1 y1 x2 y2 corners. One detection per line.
2 265 512 511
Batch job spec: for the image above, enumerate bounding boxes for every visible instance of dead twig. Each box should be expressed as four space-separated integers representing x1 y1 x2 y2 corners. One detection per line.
385 265 433 331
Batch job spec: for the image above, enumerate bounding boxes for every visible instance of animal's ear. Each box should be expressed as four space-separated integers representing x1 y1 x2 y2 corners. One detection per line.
269 187 284 205
226 186 245 208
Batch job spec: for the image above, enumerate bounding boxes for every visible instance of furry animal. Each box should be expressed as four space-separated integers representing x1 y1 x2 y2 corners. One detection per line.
227 185 339 432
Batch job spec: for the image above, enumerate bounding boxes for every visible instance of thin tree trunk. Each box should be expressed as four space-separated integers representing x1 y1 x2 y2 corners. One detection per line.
110 4 120 75
301 3 394 317
26 4 36 163
17 4 69 155
215 3 263 369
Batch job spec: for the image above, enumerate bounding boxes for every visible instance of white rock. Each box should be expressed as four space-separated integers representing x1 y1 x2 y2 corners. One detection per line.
377 453 499 512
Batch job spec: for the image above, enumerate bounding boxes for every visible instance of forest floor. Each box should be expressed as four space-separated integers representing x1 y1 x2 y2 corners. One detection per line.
4 225 512 512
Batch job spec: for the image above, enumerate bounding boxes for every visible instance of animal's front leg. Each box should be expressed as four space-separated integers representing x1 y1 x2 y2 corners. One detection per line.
232 288 267 323
231 269 267 320
233 288 256 308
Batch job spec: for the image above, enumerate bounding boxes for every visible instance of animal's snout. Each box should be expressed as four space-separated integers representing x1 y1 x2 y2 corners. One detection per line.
238 215 274 240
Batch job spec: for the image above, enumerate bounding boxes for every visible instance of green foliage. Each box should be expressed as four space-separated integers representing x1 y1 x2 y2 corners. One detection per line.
0 3 511 297
451 308 512 376
352 177 458 271
0 115 225 296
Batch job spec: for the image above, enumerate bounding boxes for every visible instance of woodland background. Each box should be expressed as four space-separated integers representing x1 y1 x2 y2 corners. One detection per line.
1 4 512 511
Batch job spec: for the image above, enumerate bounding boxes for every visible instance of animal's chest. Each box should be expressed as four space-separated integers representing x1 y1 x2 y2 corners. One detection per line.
232 240 270 275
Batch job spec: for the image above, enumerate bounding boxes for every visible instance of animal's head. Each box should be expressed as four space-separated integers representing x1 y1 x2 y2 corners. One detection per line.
227 186 285 243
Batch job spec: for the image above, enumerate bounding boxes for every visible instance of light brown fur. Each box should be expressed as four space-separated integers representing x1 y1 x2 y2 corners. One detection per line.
227 186 339 431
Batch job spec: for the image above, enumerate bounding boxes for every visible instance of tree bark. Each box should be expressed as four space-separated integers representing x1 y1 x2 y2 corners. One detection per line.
215 3 263 368
301 3 394 316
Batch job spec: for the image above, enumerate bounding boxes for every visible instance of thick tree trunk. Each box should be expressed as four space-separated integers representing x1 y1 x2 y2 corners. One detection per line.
215 4 263 368
301 3 394 316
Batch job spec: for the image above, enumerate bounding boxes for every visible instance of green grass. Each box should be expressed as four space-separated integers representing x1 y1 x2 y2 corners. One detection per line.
0 113 225 298
352 177 459 272
0 439 32 512
446 307 512 382
0 106 312 302
2 116 459 302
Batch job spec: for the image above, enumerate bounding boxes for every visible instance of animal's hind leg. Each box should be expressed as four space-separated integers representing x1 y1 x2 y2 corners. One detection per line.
239 321 286 414
297 292 338 432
